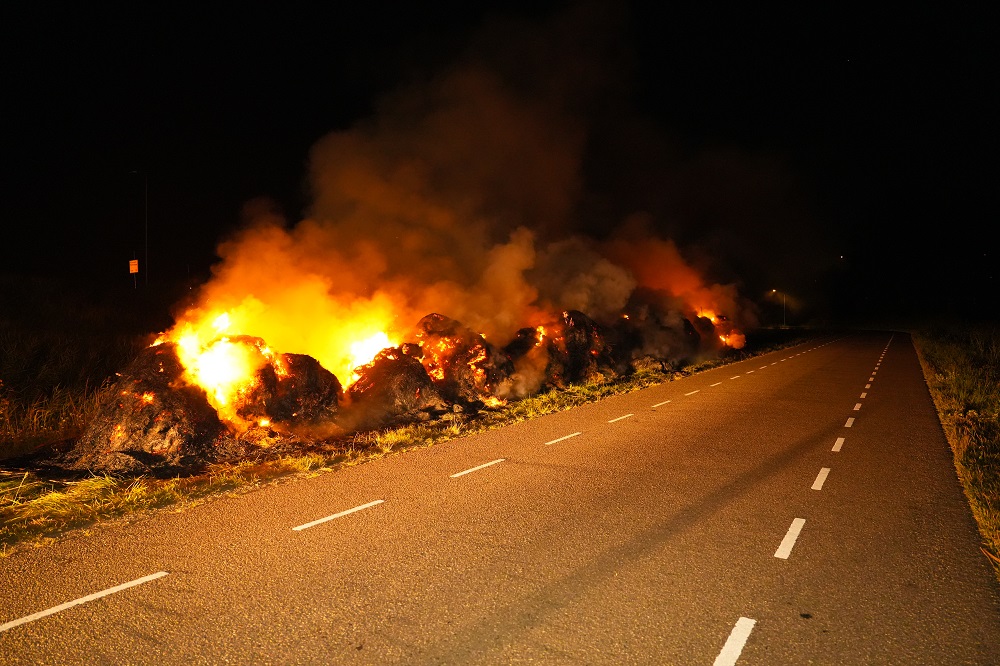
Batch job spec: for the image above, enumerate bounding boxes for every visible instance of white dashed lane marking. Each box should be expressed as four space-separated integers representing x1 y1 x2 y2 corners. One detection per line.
811 468 831 490
714 617 756 666
450 458 505 478
775 518 806 559
544 432 582 446
292 500 385 532
0 571 170 634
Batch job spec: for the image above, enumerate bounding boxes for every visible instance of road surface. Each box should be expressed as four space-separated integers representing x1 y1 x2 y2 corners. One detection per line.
2 331 999 664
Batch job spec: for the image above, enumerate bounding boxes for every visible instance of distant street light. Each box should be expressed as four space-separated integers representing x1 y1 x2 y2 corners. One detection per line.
772 289 786 327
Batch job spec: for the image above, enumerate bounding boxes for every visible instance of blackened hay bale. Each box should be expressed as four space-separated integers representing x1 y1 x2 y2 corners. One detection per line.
65 342 230 474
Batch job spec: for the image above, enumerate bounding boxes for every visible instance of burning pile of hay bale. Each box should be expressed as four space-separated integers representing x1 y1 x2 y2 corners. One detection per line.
55 307 734 474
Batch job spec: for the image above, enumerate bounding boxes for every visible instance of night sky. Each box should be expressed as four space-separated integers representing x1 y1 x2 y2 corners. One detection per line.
1 2 994 327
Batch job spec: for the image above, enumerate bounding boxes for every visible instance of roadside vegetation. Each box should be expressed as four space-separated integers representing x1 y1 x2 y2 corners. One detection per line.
0 275 171 458
7 273 995 578
0 275 812 556
912 323 1000 580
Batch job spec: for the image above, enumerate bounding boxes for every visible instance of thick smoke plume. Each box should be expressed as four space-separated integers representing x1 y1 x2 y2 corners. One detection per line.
167 4 751 397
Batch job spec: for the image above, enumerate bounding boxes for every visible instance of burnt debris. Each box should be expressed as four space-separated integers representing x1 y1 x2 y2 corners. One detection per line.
412 313 514 406
340 346 449 431
61 342 231 474
17 307 747 475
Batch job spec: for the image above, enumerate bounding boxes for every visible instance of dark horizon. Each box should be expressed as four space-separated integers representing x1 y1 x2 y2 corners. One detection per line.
2 3 993 329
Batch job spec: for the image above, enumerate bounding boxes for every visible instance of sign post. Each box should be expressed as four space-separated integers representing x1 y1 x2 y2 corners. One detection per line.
129 258 139 289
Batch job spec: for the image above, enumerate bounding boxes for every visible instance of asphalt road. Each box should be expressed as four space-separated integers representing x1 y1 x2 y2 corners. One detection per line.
2 332 999 664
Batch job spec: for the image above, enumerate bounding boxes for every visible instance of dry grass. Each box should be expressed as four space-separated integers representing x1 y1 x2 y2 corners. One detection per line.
912 324 1000 581
0 332 811 558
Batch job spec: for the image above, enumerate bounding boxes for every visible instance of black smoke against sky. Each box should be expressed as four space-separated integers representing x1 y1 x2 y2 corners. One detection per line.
0 2 992 322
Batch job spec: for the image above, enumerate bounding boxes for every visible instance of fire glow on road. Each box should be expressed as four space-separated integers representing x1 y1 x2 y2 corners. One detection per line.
0 571 169 634
291 499 385 531
450 458 505 478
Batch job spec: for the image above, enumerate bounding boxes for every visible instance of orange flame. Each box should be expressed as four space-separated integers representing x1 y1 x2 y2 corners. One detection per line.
163 300 401 424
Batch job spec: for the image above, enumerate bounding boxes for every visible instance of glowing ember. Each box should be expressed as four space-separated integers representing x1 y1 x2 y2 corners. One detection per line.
419 337 454 381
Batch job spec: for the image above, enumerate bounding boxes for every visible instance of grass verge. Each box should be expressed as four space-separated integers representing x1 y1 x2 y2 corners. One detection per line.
1 332 811 557
912 323 1000 582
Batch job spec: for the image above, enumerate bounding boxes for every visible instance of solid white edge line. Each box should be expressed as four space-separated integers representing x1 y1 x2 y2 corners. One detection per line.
0 571 170 634
833 437 845 452
451 458 505 478
651 400 671 408
845 417 855 427
544 431 582 446
608 414 633 423
812 467 831 490
714 616 756 666
775 518 806 559
685 390 700 396
293 499 385 531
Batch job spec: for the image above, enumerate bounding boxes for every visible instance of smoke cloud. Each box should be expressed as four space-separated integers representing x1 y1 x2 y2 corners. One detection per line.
168 2 757 387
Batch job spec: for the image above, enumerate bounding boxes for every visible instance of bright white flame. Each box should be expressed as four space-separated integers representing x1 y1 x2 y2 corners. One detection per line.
212 312 231 333
349 331 394 372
